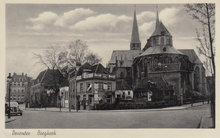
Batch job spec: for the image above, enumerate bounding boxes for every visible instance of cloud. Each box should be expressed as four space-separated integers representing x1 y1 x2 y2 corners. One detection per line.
27 11 58 30
137 11 155 24
70 14 132 33
26 7 181 35
54 8 97 27
139 21 155 34
159 7 181 26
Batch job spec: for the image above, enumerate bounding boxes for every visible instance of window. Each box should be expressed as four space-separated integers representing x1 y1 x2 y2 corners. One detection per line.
161 37 164 44
87 83 92 92
107 83 112 91
80 83 83 92
120 72 124 78
98 82 103 90
128 91 130 95
156 37 159 45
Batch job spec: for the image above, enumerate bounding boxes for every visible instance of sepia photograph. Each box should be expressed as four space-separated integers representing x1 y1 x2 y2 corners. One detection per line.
5 3 215 129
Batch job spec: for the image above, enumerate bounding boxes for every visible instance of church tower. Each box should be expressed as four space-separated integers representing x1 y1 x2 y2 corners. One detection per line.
143 6 173 51
130 8 141 50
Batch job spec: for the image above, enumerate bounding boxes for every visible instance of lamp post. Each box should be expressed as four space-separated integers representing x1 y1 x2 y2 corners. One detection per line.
7 73 12 119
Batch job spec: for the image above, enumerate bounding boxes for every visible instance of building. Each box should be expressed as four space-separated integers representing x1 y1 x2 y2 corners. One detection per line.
30 69 67 107
59 86 69 108
6 73 31 105
115 80 133 100
178 49 208 96
69 63 116 110
107 9 142 91
132 9 206 105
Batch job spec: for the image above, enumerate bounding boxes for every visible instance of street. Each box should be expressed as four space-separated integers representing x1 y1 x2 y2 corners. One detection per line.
6 104 210 128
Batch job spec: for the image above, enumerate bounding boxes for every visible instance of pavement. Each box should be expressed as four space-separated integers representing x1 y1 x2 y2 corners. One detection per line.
5 116 16 123
6 104 210 128
25 101 209 113
199 115 214 128
6 101 212 128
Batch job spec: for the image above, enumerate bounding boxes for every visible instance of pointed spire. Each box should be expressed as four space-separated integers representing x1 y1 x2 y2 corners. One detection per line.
156 4 159 27
130 6 141 50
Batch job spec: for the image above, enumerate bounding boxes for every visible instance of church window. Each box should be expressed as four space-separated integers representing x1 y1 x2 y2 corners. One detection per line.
161 37 164 45
120 72 124 78
163 47 166 52
153 38 156 45
194 67 200 91
156 37 159 45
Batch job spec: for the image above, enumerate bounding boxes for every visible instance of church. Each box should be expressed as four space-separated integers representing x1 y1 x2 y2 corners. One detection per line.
108 8 207 105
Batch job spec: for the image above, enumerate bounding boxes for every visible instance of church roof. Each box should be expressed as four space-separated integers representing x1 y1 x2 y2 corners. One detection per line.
178 49 203 64
137 46 184 57
151 21 171 36
131 9 141 43
109 50 142 67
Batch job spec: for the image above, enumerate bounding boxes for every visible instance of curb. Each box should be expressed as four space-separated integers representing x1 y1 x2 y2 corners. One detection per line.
5 118 16 123
25 102 208 113
199 115 214 128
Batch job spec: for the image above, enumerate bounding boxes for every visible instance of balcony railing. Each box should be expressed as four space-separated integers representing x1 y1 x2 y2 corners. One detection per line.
76 73 116 80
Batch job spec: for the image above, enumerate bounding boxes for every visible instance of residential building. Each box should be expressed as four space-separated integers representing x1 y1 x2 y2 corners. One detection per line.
30 69 67 107
69 63 116 110
6 73 31 105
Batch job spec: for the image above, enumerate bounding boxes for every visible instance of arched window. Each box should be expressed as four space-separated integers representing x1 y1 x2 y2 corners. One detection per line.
153 37 156 45
194 67 200 91
161 37 164 45
120 72 124 79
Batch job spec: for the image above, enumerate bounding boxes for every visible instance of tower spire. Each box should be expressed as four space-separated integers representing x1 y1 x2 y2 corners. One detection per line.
130 5 141 50
156 4 159 27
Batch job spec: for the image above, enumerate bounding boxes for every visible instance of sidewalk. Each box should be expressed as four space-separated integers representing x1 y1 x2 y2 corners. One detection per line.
199 115 214 128
5 116 16 123
25 101 208 113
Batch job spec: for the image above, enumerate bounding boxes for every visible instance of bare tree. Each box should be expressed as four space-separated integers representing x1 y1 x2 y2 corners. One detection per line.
185 3 215 127
33 39 89 73
85 53 102 65
33 46 60 70
185 3 215 77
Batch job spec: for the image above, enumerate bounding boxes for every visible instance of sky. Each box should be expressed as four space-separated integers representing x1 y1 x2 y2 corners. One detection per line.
6 4 202 78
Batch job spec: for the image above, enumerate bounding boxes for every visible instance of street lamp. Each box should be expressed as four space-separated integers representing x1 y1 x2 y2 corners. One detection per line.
7 73 12 119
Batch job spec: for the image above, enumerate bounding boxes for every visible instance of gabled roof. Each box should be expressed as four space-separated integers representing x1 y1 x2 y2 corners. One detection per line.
77 63 110 76
131 9 141 44
178 49 202 64
108 50 142 67
151 21 171 36
137 46 184 57
34 69 66 86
